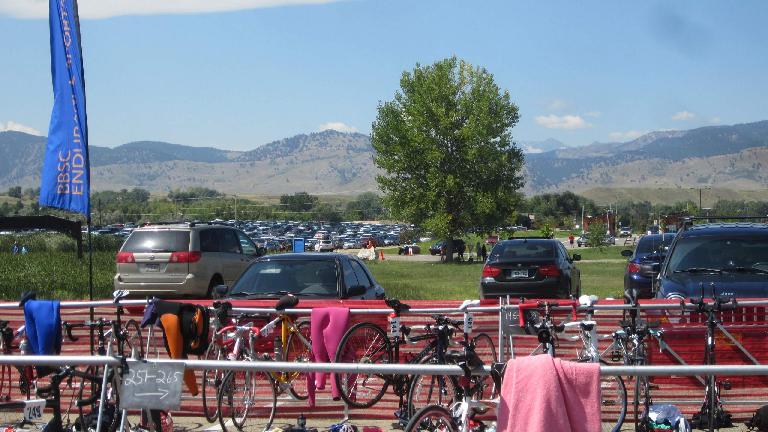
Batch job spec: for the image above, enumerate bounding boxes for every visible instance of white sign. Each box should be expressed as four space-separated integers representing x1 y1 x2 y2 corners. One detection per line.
388 315 401 338
23 400 46 422
119 361 184 411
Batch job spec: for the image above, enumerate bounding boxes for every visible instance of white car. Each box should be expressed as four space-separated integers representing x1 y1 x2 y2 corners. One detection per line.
315 239 334 252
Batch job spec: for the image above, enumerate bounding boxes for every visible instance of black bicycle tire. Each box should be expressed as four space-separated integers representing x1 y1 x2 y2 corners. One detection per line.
120 319 144 360
218 369 277 432
406 355 460 419
404 404 457 432
286 319 311 401
471 333 498 399
598 359 627 432
333 322 393 408
202 344 226 423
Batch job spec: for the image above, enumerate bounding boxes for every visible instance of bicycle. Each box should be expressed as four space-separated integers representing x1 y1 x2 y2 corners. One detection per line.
215 294 311 432
215 313 278 432
683 283 736 431
0 366 103 432
518 299 627 432
0 320 32 401
334 299 495 426
607 288 662 432
201 301 233 423
404 322 504 432
63 290 144 432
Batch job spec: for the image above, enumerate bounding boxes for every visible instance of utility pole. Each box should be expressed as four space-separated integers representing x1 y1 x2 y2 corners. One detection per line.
699 188 702 211
234 195 238 225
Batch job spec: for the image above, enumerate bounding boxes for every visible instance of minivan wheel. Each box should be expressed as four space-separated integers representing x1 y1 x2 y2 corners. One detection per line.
207 275 223 299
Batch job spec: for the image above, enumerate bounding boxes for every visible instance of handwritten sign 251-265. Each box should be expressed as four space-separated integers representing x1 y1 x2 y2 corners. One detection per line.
119 361 184 411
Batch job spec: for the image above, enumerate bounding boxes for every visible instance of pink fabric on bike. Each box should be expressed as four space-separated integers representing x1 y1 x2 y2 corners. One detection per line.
496 355 601 432
308 307 350 407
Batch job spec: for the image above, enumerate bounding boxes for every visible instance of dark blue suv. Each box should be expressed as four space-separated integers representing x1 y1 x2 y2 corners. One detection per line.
622 233 676 299
656 223 768 300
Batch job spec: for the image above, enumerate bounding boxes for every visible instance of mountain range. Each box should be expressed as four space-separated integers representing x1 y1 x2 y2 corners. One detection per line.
1 120 767 197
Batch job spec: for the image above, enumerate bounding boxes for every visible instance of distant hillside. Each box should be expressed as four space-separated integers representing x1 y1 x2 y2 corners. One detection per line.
1 121 767 196
523 120 768 193
0 130 378 195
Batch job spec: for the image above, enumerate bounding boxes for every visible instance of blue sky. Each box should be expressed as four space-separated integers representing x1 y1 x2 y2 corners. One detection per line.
1 0 767 151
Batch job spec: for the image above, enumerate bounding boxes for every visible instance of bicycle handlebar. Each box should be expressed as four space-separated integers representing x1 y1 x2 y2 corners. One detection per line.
517 300 578 327
63 319 115 342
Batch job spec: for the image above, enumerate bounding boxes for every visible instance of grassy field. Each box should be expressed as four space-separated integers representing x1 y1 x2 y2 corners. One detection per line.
0 248 627 301
366 260 625 300
0 251 116 301
581 186 768 206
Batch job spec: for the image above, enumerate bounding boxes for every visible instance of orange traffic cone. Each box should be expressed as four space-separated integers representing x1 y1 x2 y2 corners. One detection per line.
379 250 385 260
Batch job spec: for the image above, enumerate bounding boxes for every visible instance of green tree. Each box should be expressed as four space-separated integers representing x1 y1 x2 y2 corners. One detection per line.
587 222 607 249
346 192 384 221
279 192 318 213
372 57 524 260
7 186 22 199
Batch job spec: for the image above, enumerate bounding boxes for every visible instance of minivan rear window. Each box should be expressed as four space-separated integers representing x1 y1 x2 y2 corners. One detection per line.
122 231 190 253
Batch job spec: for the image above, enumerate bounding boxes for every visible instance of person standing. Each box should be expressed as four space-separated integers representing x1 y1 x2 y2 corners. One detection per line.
11 241 20 255
481 244 488 262
21 245 28 255
568 234 575 247
475 241 482 261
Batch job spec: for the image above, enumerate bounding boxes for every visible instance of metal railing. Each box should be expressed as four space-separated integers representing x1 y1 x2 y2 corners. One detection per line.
3 355 768 377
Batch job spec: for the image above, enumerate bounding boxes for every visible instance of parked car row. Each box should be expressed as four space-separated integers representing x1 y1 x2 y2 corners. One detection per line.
113 221 387 300
622 222 768 303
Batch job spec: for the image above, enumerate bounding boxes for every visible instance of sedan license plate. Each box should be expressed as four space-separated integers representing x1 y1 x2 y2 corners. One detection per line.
144 263 160 272
509 269 528 279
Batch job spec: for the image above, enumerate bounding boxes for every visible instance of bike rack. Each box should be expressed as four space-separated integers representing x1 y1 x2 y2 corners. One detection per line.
3 355 768 377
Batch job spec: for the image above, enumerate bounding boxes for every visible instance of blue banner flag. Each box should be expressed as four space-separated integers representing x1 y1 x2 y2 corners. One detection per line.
39 0 90 217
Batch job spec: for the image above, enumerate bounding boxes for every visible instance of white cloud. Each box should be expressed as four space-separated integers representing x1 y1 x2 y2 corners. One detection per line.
0 121 42 136
609 130 646 141
0 0 344 19
535 114 592 130
318 122 357 133
671 111 696 121
547 99 568 111
709 117 721 124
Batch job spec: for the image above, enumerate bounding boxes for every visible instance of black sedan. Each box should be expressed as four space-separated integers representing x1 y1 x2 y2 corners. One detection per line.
216 253 385 300
479 239 581 299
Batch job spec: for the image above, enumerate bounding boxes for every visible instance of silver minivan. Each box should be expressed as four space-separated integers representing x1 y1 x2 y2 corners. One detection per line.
114 224 260 298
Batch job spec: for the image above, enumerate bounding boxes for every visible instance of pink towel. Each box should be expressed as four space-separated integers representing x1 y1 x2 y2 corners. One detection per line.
497 355 601 432
307 307 350 407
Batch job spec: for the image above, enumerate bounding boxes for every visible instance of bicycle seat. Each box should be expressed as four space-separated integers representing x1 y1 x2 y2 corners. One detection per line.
19 290 36 307
385 298 410 313
275 294 299 311
112 289 130 302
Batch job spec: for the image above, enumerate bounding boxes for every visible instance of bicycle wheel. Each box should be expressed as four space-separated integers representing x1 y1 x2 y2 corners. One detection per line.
404 405 457 432
120 319 144 359
217 369 276 432
76 365 122 432
285 319 311 400
333 322 392 408
202 344 227 423
471 333 498 399
0 364 11 401
597 359 627 432
407 356 459 418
